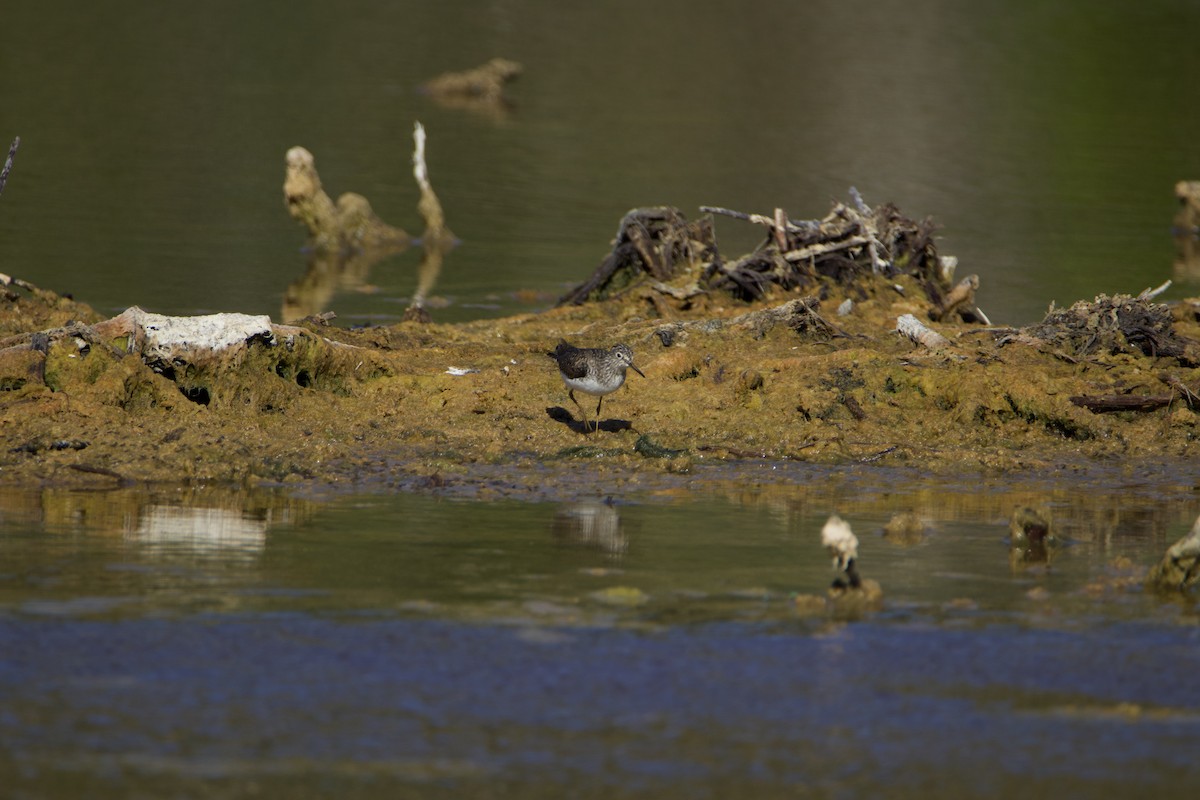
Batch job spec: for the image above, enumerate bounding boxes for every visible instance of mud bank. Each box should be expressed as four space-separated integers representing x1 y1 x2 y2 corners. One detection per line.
3 201 1200 497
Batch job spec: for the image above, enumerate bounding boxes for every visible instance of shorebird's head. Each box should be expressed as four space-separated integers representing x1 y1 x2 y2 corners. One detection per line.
612 343 645 378
547 339 572 361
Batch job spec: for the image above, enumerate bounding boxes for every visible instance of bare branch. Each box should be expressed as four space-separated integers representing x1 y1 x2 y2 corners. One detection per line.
0 136 20 199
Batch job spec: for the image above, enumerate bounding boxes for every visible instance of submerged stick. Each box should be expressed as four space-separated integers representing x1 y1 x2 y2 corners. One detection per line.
410 121 455 315
413 121 453 242
412 123 430 193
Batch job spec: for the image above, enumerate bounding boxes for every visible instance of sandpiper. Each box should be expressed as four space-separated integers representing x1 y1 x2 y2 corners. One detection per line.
548 340 645 432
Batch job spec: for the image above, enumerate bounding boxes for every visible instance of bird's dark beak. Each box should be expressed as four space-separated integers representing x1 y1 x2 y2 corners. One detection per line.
630 364 645 378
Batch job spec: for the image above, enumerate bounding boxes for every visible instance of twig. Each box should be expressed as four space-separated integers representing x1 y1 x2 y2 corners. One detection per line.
860 445 898 463
68 463 131 484
0 136 19 199
411 121 453 310
700 206 776 226
849 186 885 274
649 280 706 300
699 205 817 235
849 186 870 216
772 207 788 250
782 235 869 263
1138 279 1172 301
412 122 429 190
1163 374 1200 409
412 121 452 242
272 322 366 350
1069 394 1172 413
840 394 866 420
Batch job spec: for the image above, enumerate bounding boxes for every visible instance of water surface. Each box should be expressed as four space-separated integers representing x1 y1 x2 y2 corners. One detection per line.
2 475 1199 797
1 1 1198 325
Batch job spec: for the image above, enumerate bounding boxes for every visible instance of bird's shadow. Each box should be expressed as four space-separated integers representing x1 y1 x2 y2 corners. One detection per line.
546 406 633 434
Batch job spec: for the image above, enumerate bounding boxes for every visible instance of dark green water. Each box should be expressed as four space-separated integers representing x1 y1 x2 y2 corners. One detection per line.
3 472 1200 797
1 1 1199 325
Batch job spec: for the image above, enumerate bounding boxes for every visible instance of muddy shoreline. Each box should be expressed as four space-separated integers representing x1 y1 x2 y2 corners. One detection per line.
6 182 1200 499
4 257 1200 499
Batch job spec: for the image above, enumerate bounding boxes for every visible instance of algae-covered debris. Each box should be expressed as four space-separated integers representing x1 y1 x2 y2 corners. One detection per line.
1146 514 1200 592
418 59 522 122
0 273 102 337
421 58 522 103
1025 292 1198 364
1 300 385 418
284 146 410 252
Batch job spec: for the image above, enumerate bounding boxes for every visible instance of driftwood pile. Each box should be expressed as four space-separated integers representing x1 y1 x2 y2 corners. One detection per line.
560 189 986 324
558 207 717 306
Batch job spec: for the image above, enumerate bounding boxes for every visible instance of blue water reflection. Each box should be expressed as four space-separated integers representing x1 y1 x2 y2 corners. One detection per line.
2 481 1200 795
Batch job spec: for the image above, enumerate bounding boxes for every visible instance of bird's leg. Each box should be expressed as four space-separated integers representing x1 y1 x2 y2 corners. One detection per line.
595 396 604 430
569 389 590 432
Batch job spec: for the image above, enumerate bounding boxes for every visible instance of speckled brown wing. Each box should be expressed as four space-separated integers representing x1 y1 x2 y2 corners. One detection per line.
550 342 590 381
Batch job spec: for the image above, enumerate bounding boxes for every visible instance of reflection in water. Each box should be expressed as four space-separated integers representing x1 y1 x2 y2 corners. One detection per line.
710 464 1196 556
422 89 516 123
1008 505 1059 568
281 241 411 323
127 505 266 560
552 500 627 555
282 234 458 323
403 238 457 322
0 486 313 557
0 486 318 620
1174 180 1200 282
881 511 932 546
